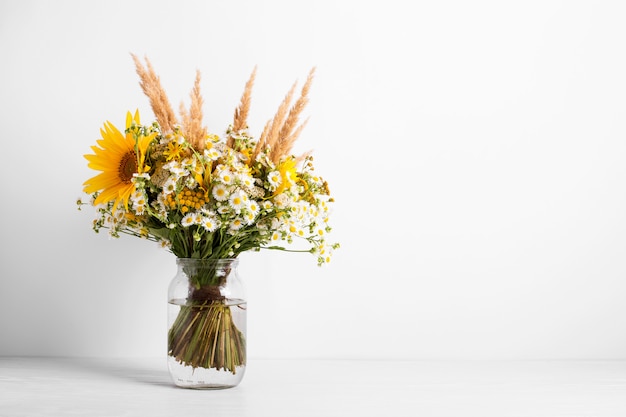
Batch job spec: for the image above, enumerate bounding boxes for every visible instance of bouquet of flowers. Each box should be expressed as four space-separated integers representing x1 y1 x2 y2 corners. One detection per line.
78 55 338 376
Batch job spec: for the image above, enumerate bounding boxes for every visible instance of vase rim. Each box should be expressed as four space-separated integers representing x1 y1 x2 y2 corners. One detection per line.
176 258 238 265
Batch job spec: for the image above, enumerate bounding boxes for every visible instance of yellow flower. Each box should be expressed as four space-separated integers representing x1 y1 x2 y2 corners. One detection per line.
274 157 298 195
163 140 184 161
83 110 154 210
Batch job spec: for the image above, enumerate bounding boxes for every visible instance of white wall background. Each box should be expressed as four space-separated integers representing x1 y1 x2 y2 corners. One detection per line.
1 0 626 360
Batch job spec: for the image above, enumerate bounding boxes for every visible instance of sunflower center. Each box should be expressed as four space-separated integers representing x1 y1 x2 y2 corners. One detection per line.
118 151 137 183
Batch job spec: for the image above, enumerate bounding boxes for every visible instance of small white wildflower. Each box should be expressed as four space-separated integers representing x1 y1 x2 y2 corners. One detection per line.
181 213 196 227
113 209 125 222
271 217 283 230
243 210 256 225
247 200 260 216
229 217 244 231
163 177 177 195
219 168 234 185
165 161 185 177
131 190 143 200
200 216 219 232
212 183 229 201
133 172 150 180
228 190 248 213
183 176 196 189
268 171 282 189
204 147 221 161
239 172 254 188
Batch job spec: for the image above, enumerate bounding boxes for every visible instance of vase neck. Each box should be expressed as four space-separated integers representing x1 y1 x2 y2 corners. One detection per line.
176 258 239 269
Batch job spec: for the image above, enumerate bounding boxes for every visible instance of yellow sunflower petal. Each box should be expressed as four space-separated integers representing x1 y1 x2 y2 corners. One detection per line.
83 113 149 210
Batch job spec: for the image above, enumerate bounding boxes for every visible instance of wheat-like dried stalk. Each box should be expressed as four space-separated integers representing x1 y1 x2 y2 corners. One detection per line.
229 67 257 149
184 70 207 151
179 103 190 136
131 54 178 133
266 82 297 153
250 81 296 164
271 68 315 163
284 117 309 155
250 120 272 163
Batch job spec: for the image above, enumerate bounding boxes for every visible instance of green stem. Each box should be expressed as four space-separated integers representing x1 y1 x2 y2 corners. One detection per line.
168 298 246 373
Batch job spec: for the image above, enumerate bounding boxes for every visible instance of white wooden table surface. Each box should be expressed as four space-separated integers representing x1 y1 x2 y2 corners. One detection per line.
1 357 625 416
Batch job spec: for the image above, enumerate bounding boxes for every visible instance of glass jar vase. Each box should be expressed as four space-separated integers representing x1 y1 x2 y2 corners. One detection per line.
167 258 247 389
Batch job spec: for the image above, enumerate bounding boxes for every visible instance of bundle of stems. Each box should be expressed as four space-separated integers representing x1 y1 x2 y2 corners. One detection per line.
167 261 246 373
168 299 246 373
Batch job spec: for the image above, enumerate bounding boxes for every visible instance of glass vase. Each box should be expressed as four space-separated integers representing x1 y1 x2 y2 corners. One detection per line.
167 258 247 389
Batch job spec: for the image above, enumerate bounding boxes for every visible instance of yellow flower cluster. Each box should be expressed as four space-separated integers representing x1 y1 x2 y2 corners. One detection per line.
165 188 208 214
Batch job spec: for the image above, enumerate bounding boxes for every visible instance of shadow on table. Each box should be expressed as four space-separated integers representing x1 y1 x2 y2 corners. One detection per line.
61 358 174 388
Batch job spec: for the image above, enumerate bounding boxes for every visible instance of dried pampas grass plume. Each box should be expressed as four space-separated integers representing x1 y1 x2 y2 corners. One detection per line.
182 70 207 151
130 54 178 133
256 81 297 162
252 67 315 164
231 66 257 137
130 55 315 164
272 67 315 163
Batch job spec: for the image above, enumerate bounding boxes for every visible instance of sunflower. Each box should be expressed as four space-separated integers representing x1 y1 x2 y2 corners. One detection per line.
83 110 154 210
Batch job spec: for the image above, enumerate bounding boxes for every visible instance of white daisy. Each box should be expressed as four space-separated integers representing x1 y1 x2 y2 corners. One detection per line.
181 213 197 227
239 172 254 188
204 147 221 161
229 217 244 231
165 161 186 178
200 216 220 232
247 200 260 216
163 177 177 195
243 210 257 225
131 191 146 206
228 190 248 213
267 170 282 189
200 208 217 217
219 168 234 185
212 184 229 201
